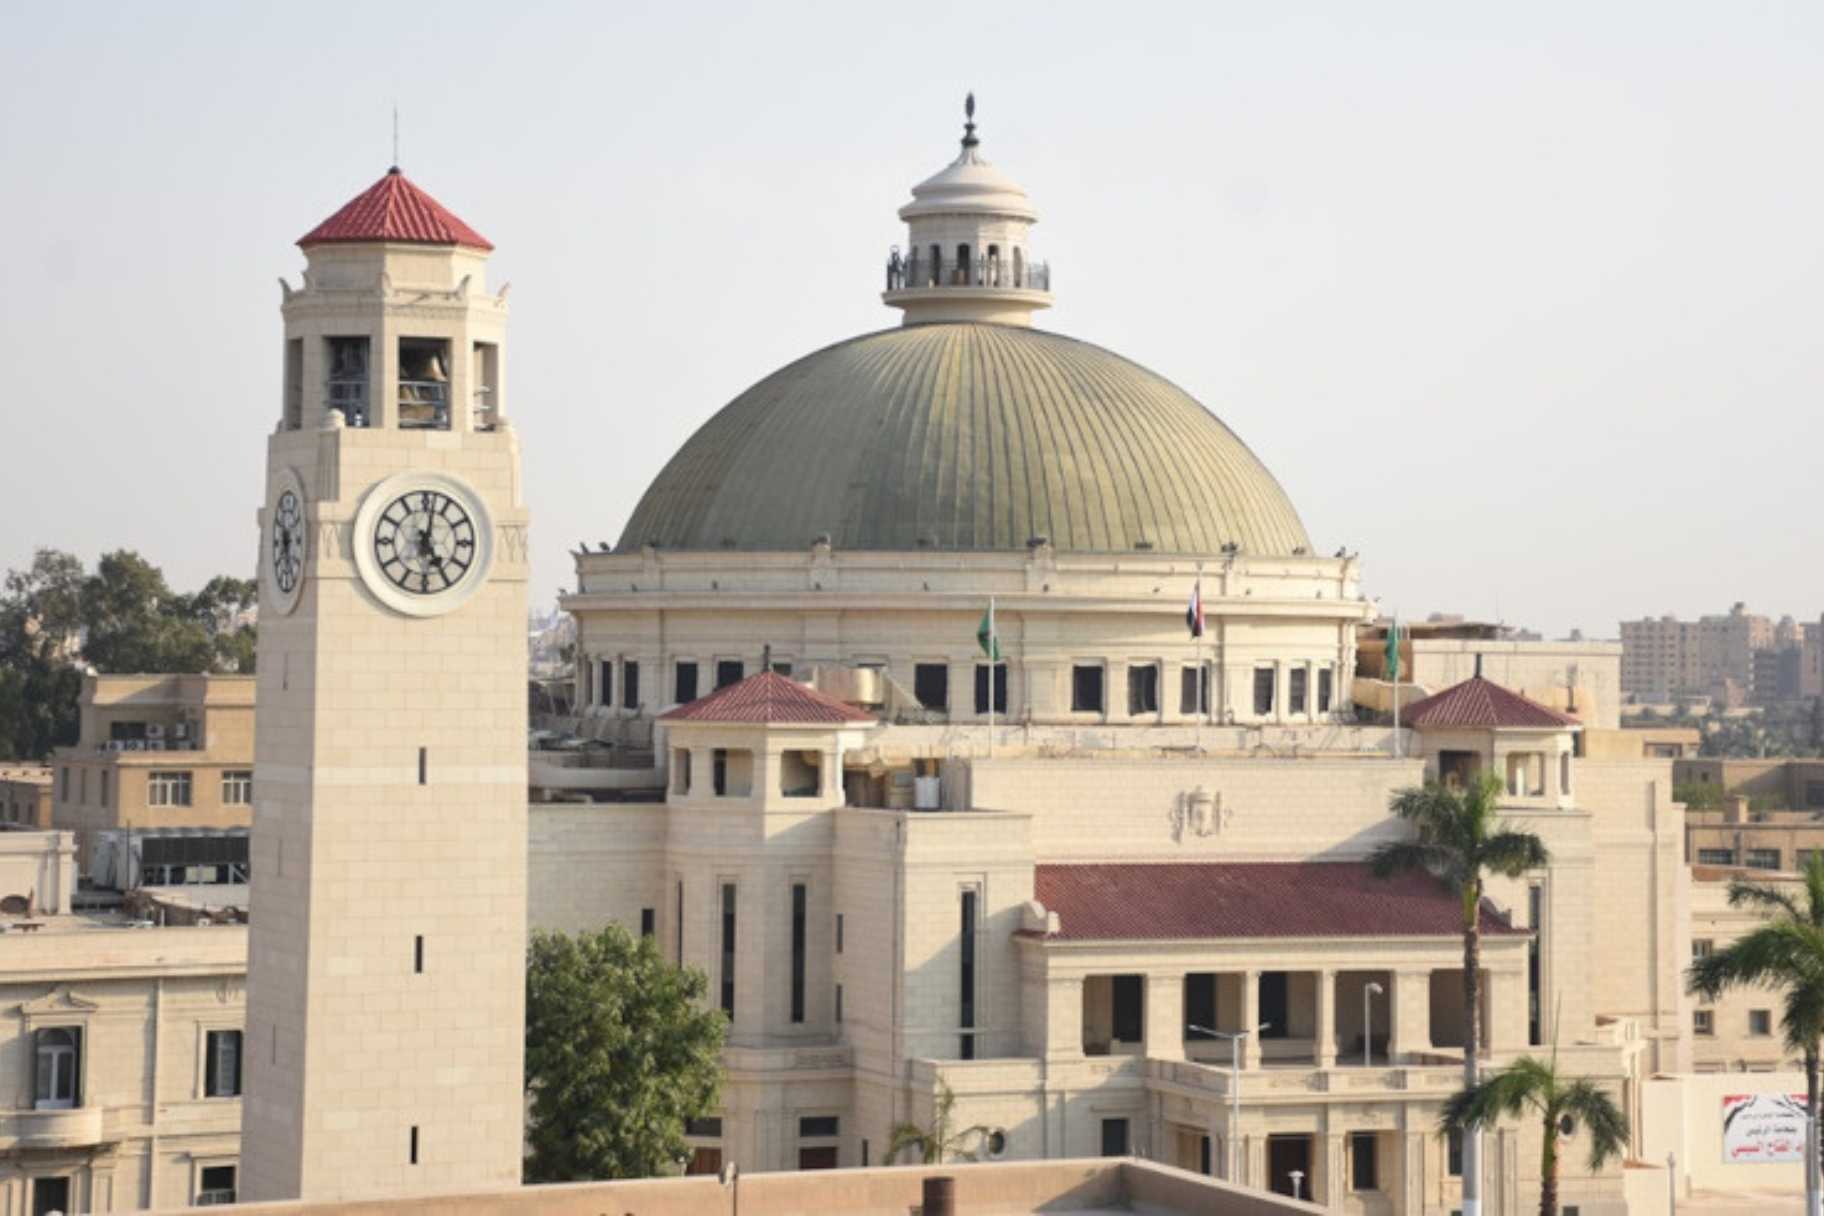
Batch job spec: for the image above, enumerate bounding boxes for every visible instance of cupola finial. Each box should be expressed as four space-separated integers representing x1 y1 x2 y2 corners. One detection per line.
962 91 978 149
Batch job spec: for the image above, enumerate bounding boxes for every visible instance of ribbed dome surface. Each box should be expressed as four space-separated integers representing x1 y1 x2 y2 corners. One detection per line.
619 324 1310 556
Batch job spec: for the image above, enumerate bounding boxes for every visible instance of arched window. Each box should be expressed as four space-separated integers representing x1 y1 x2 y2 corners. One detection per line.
1013 247 1025 287
986 244 1000 286
928 244 942 287
35 1027 79 1109
956 244 972 285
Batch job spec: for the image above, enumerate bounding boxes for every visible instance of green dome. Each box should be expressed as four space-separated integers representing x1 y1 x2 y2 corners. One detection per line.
618 323 1311 556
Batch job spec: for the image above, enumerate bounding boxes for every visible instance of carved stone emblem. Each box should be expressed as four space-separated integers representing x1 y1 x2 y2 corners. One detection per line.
1170 785 1231 842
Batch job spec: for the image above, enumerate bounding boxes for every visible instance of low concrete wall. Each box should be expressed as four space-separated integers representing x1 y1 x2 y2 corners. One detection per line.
148 1159 1322 1215
1642 1071 1810 1197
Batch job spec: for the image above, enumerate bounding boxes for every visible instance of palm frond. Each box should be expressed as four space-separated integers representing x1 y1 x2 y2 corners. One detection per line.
1559 1079 1630 1171
1688 920 1824 1001
1440 1056 1553 1132
1727 878 1804 921
1369 839 1448 881
884 1122 933 1165
1806 850 1824 927
1781 970 1824 1056
1480 830 1550 878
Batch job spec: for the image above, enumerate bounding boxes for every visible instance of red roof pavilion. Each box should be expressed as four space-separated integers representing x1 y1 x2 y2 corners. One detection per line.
298 167 493 251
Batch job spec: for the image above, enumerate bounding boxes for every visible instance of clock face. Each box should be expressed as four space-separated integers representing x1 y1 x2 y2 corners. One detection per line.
271 490 304 594
351 472 495 618
371 488 478 596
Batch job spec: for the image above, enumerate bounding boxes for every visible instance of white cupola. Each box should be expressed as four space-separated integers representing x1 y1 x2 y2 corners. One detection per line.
883 94 1052 327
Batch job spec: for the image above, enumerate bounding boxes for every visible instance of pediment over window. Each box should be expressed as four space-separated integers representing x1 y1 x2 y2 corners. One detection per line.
16 985 101 1019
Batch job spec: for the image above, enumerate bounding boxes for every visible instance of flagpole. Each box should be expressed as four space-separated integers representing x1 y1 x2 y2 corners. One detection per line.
1391 613 1401 760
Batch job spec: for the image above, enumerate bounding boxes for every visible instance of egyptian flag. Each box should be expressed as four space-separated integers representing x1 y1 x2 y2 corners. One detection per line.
1186 579 1205 639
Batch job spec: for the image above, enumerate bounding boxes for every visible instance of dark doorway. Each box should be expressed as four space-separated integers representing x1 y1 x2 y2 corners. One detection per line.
1100 1117 1130 1157
798 1145 838 1170
686 1147 722 1176
1259 971 1289 1037
1267 1134 1312 1198
33 1178 71 1216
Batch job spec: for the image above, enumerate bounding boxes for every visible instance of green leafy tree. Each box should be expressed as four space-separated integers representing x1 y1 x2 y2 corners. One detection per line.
1371 773 1550 1216
0 550 89 757
1442 1052 1629 1216
1687 853 1824 1216
524 925 726 1182
885 1082 999 1164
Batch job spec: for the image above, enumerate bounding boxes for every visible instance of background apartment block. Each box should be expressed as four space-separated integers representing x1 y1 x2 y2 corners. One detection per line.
0 767 52 831
48 674 255 861
1621 604 1823 706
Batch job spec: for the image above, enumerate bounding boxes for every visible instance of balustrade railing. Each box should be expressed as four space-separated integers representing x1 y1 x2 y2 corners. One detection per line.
886 252 1050 292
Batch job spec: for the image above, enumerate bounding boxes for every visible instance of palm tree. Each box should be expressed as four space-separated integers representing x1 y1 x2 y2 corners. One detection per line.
1371 772 1550 1216
1687 852 1824 1216
885 1082 1000 1164
1442 1053 1629 1216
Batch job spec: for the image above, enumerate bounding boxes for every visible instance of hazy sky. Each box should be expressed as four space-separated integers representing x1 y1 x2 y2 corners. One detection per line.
2 2 1819 639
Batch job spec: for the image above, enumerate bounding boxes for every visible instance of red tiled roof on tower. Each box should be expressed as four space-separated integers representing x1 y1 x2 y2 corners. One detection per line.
659 671 875 726
1401 675 1580 731
298 167 493 251
1033 862 1526 941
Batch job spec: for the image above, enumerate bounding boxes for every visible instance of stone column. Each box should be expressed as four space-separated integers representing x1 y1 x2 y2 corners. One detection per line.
1240 970 1262 1069
1145 972 1184 1060
1048 978 1084 1059
1323 1131 1347 1210
1315 968 1337 1069
1389 969 1431 1062
1486 967 1526 1054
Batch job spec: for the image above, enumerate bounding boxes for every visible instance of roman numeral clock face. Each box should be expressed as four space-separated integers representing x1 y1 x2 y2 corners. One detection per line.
352 473 495 617
265 468 309 616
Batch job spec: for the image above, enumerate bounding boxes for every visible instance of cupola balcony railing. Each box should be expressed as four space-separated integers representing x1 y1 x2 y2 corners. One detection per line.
886 253 1050 293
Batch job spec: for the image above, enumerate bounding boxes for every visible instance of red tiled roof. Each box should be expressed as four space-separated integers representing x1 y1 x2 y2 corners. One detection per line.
658 671 875 726
298 167 493 251
1033 861 1525 941
1402 676 1579 731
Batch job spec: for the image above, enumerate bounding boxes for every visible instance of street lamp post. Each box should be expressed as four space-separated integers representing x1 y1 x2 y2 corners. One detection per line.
1189 1022 1270 1185
1364 981 1385 1068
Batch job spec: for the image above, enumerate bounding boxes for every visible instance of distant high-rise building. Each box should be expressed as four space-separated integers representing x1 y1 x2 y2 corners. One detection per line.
1620 602 1779 702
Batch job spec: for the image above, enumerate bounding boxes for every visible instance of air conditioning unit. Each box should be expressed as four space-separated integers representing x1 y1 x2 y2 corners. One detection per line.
146 723 166 739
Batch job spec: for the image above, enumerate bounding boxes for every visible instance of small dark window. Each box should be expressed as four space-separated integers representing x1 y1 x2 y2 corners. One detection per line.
1200 1135 1213 1176
720 883 737 1017
1184 973 1216 1037
409 1124 419 1165
34 1027 80 1109
1253 667 1276 715
716 659 744 690
914 663 949 711
974 663 1008 714
640 908 655 938
1101 1117 1130 1157
205 1029 243 1098
622 660 640 710
1750 1009 1773 1036
835 984 844 1023
1351 1132 1378 1190
414 935 424 974
1289 668 1308 714
1072 664 1105 712
675 660 699 704
835 912 844 953
599 659 613 707
1318 667 1334 712
1127 664 1160 715
1259 972 1289 1037
790 883 807 1024
960 889 978 1058
418 747 427 785
1447 1129 1463 1176
1112 975 1143 1043
861 1138 869 1166
32 1177 71 1216
685 1116 723 1137
713 749 728 796
198 1165 237 1205
800 1115 840 1138
771 661 793 676
1180 665 1209 715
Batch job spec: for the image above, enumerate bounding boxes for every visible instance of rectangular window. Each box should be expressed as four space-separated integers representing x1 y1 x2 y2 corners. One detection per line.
790 883 807 1024
1100 1117 1130 1157
1126 663 1160 715
1112 974 1144 1043
1528 884 1543 1046
1259 972 1289 1037
800 1115 840 1138
148 771 194 807
960 889 978 1059
283 336 305 430
974 663 1008 714
1693 1009 1714 1036
99 770 108 808
835 984 843 1023
1200 1134 1212 1176
1253 667 1276 716
1318 667 1334 712
1750 1009 1773 1036
1351 1132 1378 1190
221 770 253 806
640 908 655 938
622 660 640 710
205 1029 243 1097
410 1124 419 1164
1179 665 1211 715
685 1116 723 1137
1184 973 1216 1038
1746 848 1781 871
771 660 793 676
835 912 844 954
1289 668 1309 714
398 337 452 430
197 1165 237 1206
675 660 699 704
1697 848 1735 866
1072 664 1105 713
32 1178 72 1216
325 336 371 427
914 663 949 711
720 883 737 1018
33 1027 80 1109
418 746 427 785
599 659 613 707
1447 1129 1463 1177
414 935 424 974
716 659 744 690
1692 939 1714 959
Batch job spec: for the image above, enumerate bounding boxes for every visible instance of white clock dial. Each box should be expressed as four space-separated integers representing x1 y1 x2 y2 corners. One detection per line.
266 469 308 616
352 472 495 618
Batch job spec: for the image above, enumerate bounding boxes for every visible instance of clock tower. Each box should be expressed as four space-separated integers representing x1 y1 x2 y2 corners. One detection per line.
241 167 528 1203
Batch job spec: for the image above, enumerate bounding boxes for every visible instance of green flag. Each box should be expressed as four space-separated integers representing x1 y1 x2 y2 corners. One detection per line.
1385 616 1401 684
977 601 1000 660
